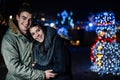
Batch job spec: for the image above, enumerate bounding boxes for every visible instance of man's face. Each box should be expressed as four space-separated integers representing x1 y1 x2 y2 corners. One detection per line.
16 11 32 34
30 26 45 43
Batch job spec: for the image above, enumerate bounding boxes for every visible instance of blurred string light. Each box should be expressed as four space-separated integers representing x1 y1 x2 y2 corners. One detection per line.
50 23 55 27
61 10 68 25
56 10 75 39
85 22 96 31
94 12 115 26
41 17 45 21
57 27 68 39
90 11 120 76
9 15 12 19
89 22 93 27
85 13 96 31
95 12 117 38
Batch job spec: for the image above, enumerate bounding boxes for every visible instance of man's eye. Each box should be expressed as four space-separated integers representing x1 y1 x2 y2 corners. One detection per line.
28 19 32 22
21 16 26 20
22 17 26 20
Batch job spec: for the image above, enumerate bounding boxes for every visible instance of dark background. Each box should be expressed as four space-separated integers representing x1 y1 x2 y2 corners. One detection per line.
1 0 120 21
1 0 120 80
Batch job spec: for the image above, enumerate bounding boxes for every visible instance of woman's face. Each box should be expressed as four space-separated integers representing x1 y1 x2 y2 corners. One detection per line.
30 26 45 43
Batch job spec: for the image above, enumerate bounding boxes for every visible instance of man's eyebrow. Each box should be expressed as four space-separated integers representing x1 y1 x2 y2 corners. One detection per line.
21 15 26 18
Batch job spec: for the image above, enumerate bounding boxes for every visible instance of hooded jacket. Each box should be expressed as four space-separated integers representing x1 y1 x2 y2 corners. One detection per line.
33 26 72 80
1 19 45 80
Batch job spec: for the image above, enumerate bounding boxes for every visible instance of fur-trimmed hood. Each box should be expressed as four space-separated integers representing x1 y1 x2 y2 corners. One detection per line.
8 19 21 34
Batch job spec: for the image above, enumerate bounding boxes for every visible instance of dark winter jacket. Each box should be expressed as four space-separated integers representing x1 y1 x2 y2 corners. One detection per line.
33 27 72 80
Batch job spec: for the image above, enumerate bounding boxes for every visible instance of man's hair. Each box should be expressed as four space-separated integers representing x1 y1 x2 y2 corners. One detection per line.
17 2 33 16
13 2 34 27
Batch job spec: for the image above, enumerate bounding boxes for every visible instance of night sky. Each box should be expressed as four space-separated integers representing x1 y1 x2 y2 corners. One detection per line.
1 0 120 21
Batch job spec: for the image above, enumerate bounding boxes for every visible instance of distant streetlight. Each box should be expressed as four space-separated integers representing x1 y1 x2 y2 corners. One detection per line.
9 15 12 19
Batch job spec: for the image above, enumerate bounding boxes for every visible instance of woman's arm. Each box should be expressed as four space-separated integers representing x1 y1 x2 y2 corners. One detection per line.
51 36 71 75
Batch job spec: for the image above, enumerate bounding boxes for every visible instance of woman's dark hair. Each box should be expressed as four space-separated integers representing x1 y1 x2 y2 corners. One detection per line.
30 18 46 32
30 19 47 53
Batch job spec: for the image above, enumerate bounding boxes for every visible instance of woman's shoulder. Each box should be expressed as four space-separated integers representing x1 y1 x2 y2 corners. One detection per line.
46 26 57 35
55 35 70 46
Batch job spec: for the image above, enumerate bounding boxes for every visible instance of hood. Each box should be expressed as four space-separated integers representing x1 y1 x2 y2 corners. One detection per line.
33 26 57 66
44 26 57 50
8 19 21 35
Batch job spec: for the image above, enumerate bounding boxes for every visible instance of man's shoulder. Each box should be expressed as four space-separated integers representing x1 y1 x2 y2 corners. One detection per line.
2 28 19 41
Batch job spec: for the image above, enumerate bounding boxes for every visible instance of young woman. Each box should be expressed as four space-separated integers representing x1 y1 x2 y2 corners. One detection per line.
29 19 72 80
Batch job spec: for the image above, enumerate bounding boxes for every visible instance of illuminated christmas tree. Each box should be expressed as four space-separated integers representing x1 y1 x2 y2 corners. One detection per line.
90 12 120 75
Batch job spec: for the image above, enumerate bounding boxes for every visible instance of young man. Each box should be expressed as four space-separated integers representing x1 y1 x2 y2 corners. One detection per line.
1 2 56 80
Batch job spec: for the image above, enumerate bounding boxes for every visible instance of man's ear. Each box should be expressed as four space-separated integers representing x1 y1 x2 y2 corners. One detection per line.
16 14 19 21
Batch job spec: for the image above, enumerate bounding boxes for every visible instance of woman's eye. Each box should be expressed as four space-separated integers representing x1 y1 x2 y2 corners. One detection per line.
31 33 35 36
37 29 40 32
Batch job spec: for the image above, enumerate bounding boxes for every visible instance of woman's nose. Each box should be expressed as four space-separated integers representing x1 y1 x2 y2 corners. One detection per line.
35 33 39 38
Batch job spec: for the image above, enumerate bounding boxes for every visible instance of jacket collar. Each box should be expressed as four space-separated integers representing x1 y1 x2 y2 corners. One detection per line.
9 19 21 35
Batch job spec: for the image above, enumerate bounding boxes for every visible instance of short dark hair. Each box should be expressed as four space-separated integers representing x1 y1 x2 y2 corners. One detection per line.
17 2 33 16
13 2 34 26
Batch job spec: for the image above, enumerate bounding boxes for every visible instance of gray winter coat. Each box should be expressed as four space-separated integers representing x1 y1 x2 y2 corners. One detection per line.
1 19 45 80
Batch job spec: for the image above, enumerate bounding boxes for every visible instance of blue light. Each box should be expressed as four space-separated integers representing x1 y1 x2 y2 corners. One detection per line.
89 23 93 27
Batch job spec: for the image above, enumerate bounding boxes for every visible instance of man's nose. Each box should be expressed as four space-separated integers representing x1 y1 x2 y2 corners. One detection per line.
24 20 29 25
